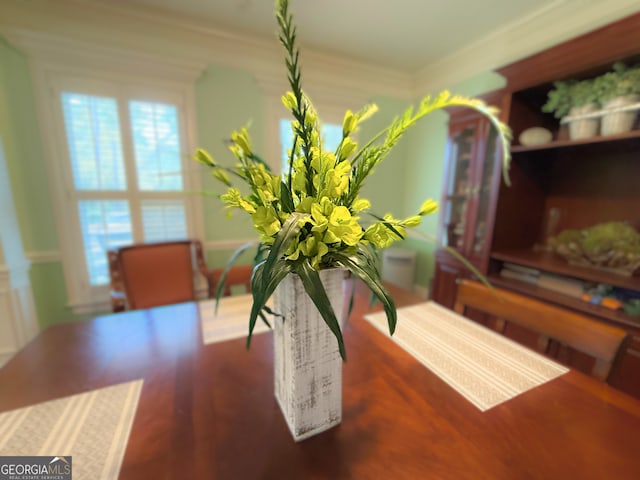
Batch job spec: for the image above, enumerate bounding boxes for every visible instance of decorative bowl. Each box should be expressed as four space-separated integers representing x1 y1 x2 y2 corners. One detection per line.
519 127 552 146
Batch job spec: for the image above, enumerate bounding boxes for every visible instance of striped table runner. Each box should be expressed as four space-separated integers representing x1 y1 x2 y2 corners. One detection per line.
365 302 568 411
199 295 271 345
0 380 143 479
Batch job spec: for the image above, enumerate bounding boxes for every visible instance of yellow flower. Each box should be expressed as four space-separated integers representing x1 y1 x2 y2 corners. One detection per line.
248 164 279 204
295 196 315 214
228 144 243 159
296 233 329 269
336 137 357 161
290 157 307 193
315 159 350 199
310 199 331 234
252 206 281 239
194 148 216 167
211 168 231 186
419 198 438 216
342 110 357 136
231 127 252 155
351 198 371 213
281 91 297 111
324 205 363 246
311 149 331 174
220 188 256 214
364 222 405 249
401 215 422 227
341 104 378 136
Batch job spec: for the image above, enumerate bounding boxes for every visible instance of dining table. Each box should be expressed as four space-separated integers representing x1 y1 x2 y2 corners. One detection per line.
1 280 640 479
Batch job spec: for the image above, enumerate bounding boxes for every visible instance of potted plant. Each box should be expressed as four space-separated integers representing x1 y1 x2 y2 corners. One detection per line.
542 78 599 139
593 62 640 135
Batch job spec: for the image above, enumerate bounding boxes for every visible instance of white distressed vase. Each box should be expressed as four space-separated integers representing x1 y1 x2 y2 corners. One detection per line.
273 268 344 441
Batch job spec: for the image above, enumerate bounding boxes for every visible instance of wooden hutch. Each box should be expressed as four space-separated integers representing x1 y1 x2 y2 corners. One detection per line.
431 12 640 398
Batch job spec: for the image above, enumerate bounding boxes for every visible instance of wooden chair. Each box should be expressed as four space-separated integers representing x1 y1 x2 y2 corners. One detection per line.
207 265 253 297
108 240 212 312
454 279 629 382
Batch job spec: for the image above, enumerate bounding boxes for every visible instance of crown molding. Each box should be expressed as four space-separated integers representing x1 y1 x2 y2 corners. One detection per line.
3 0 639 106
0 0 414 101
414 0 640 95
1 28 208 84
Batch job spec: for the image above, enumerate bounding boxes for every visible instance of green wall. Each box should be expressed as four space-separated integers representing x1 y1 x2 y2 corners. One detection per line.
195 64 265 253
0 38 73 329
358 96 412 218
0 40 57 253
403 109 449 288
0 29 507 326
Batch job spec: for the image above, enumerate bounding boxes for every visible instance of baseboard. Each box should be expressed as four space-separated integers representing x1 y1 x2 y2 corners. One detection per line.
413 284 430 300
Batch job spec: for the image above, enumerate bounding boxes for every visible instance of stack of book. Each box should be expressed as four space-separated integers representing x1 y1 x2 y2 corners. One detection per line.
499 263 539 284
499 263 586 298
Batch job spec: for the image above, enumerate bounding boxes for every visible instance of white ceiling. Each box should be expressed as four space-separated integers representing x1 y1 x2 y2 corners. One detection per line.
3 0 639 97
101 0 553 73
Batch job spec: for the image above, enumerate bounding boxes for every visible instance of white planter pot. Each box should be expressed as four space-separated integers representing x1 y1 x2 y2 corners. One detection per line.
566 104 599 140
600 94 640 136
273 268 344 441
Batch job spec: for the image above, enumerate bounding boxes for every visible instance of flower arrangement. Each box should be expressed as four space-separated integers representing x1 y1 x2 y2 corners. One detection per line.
195 0 511 360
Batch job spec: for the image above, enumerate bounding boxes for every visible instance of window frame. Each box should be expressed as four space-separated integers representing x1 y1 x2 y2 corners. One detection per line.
35 67 204 312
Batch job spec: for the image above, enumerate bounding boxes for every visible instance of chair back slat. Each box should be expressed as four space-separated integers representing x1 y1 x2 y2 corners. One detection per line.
454 279 629 382
108 240 212 311
208 265 253 297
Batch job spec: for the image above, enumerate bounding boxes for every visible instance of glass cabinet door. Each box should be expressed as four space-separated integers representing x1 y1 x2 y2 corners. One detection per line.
471 121 499 258
441 123 477 251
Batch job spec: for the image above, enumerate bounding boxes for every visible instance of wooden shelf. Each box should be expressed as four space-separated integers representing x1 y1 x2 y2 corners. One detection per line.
490 249 640 292
488 275 640 329
511 129 640 153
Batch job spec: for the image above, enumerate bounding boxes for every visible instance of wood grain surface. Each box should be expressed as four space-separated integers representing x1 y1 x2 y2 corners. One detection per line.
1 282 639 479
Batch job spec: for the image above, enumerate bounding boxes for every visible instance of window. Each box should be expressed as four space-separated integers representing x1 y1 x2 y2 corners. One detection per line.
60 92 191 286
46 74 200 308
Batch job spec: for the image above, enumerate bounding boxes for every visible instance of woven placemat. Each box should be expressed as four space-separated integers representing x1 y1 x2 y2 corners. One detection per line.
365 302 568 411
199 295 271 345
0 379 143 479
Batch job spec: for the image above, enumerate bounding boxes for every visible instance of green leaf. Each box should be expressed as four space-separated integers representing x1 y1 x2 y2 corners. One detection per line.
347 276 356 318
246 213 306 348
442 245 499 295
295 260 347 361
247 259 293 348
280 181 294 213
261 304 284 319
356 242 381 277
214 240 258 314
258 310 272 329
331 251 398 335
329 248 397 335
408 229 499 298
261 212 306 284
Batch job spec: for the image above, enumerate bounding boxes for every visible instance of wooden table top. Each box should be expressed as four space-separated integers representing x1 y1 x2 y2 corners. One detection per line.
2 282 640 479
